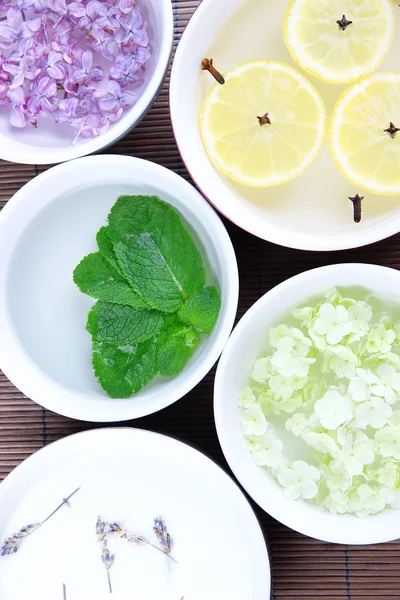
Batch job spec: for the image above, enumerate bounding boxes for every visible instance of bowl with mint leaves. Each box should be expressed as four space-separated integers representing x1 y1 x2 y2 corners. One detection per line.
0 155 238 422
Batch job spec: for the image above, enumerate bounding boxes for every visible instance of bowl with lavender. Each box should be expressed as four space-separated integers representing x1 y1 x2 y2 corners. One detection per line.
214 263 400 544
0 0 173 164
0 155 239 422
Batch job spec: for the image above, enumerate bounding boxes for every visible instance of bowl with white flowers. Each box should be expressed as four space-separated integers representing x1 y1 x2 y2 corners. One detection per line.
214 263 400 544
0 0 173 164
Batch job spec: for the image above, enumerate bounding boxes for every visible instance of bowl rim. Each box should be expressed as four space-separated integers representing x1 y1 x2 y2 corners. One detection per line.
0 0 174 165
0 154 239 422
169 0 400 252
214 263 400 545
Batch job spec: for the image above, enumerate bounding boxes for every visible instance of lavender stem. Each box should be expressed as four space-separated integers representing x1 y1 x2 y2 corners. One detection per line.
40 488 81 527
148 541 178 564
63 584 67 599
107 570 112 594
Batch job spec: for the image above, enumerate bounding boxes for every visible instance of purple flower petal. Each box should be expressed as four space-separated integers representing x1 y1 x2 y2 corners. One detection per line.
86 0 108 20
120 89 136 107
0 23 17 41
81 49 93 72
68 2 86 18
119 0 136 14
99 96 118 111
7 85 24 104
38 76 56 96
47 63 65 79
27 95 41 112
9 105 26 127
10 71 25 89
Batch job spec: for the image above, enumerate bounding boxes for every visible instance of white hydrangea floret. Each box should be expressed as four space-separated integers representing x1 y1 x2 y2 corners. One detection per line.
277 460 320 500
366 323 395 355
356 484 395 515
257 391 280 416
251 357 275 384
314 389 353 430
271 350 316 379
302 431 339 455
375 426 400 460
280 393 303 414
325 345 359 379
269 324 293 348
376 364 400 404
285 413 309 436
311 303 352 346
355 397 392 429
324 490 350 515
377 462 399 488
332 432 375 476
252 434 283 469
269 375 295 401
240 405 268 436
347 301 373 341
347 368 381 403
238 387 256 409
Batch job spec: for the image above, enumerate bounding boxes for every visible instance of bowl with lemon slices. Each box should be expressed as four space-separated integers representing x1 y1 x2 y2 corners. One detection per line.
170 0 400 251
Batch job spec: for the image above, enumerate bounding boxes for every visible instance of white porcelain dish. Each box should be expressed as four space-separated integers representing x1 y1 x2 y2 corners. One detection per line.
170 0 400 251
0 427 270 600
214 263 400 545
0 155 238 422
0 0 173 165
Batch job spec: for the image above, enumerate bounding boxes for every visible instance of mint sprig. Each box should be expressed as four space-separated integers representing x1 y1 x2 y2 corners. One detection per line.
92 339 157 399
96 226 123 275
73 252 147 308
74 195 221 398
178 286 221 334
87 302 164 345
157 315 201 377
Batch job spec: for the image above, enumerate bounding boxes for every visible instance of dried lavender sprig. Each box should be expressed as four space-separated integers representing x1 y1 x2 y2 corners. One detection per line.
1 487 81 557
96 517 115 594
153 518 173 554
63 583 67 600
108 522 178 564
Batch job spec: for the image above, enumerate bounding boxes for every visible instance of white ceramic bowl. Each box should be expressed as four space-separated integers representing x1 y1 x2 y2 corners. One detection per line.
0 0 173 165
0 155 239 422
170 0 400 251
0 428 270 599
214 263 400 545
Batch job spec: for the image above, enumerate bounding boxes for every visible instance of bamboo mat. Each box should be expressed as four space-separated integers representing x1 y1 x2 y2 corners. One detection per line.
1 1 400 598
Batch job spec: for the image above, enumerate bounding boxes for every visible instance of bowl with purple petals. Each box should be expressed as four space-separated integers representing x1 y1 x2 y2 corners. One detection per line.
0 0 173 165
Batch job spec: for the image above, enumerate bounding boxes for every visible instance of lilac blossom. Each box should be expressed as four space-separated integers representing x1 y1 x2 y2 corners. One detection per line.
98 79 136 121
69 48 103 84
0 0 151 143
41 50 66 80
116 8 148 47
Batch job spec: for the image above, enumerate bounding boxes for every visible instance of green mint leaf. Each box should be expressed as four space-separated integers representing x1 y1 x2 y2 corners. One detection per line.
96 226 122 275
178 286 221 333
87 301 164 345
108 195 206 308
114 233 185 313
73 252 147 309
157 315 200 376
92 339 157 398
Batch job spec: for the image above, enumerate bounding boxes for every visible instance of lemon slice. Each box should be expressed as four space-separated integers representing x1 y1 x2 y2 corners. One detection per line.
330 73 400 196
283 0 395 84
199 61 326 188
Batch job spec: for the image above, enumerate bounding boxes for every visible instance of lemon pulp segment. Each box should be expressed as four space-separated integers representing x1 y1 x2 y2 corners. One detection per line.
330 73 400 196
200 61 327 188
284 0 395 84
